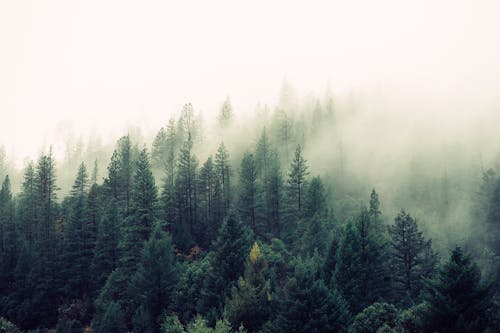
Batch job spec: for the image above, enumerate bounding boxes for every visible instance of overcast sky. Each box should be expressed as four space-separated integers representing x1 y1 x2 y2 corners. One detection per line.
1 0 499 162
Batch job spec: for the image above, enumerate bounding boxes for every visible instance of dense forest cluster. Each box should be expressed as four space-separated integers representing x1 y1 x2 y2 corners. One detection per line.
0 93 499 333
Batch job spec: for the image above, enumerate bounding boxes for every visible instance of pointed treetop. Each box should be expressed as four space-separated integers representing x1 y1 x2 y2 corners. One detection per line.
249 242 261 264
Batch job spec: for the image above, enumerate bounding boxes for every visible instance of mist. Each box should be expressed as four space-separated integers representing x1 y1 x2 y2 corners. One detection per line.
1 1 499 331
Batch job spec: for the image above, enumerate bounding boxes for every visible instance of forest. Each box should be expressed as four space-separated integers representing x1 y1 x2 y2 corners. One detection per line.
0 90 499 333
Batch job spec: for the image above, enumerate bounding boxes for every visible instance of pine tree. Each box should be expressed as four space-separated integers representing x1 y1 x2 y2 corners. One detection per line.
218 97 234 129
274 258 350 333
93 301 127 333
225 242 270 332
388 210 436 303
423 247 494 332
304 176 327 219
119 148 158 275
198 156 217 246
199 214 251 323
215 142 231 218
160 119 178 234
287 144 309 213
238 152 258 233
18 162 37 245
151 127 167 169
175 138 198 248
61 162 92 298
0 176 17 305
91 199 120 293
129 226 178 332
334 221 364 313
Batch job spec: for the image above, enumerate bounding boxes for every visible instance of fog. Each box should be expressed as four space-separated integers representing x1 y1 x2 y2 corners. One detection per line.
1 0 500 242
1 0 499 161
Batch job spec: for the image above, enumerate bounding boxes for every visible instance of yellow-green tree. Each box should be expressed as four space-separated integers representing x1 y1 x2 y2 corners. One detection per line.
225 242 271 332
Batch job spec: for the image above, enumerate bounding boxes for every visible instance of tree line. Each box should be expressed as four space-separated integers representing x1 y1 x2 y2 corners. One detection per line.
0 101 499 332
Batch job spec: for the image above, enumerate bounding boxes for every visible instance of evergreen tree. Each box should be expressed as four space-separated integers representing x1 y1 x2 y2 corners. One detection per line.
0 176 17 306
388 210 436 303
238 152 259 233
91 199 120 293
18 162 37 245
198 156 217 246
215 142 231 219
119 148 158 275
287 144 309 213
129 226 178 333
334 221 364 313
199 214 251 323
274 258 350 333
304 176 327 219
93 301 127 333
175 138 198 248
423 247 494 333
151 127 167 169
160 119 178 233
225 242 270 332
218 97 234 129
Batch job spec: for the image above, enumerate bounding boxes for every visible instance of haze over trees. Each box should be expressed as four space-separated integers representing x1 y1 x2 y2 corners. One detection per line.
0 87 499 332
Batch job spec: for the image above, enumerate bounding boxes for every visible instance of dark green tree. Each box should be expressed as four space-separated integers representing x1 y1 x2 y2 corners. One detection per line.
198 214 251 323
274 258 350 333
175 138 198 248
129 226 178 333
0 176 17 306
423 247 494 333
91 199 120 293
238 152 259 233
215 142 231 218
287 144 309 213
388 210 437 303
225 242 270 332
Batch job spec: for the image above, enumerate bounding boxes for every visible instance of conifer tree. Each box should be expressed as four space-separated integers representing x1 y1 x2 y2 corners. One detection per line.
287 144 309 212
91 199 120 293
388 210 436 303
238 152 258 233
175 138 198 248
225 242 270 332
198 156 217 246
215 142 231 218
0 176 17 303
218 97 234 129
130 226 178 333
199 214 250 323
274 258 350 333
423 247 494 332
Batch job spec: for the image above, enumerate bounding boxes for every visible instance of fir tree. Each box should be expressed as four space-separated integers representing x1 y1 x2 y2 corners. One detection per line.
287 144 309 213
129 226 178 333
225 242 270 332
388 210 436 303
423 247 494 332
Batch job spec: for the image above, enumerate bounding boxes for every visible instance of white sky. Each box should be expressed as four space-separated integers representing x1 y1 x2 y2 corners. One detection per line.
1 0 499 162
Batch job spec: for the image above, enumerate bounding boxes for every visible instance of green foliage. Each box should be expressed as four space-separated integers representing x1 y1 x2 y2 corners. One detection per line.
423 247 494 333
55 317 82 333
238 152 259 234
93 301 127 333
349 303 399 333
0 317 21 333
91 199 120 293
198 214 251 323
161 315 246 333
287 144 309 212
388 210 436 303
130 226 178 332
274 258 350 333
225 242 271 332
